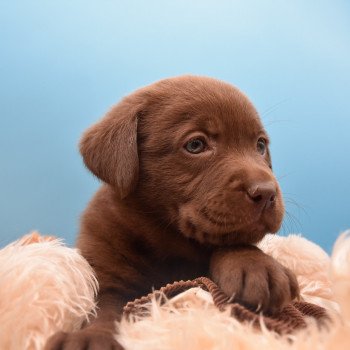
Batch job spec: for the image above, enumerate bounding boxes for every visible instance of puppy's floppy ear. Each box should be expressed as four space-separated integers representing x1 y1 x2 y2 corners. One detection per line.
79 99 140 199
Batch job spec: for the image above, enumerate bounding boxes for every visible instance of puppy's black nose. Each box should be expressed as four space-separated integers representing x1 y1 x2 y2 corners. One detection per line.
246 182 276 209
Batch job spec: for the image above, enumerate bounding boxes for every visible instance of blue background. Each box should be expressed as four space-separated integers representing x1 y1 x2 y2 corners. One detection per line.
1 0 349 252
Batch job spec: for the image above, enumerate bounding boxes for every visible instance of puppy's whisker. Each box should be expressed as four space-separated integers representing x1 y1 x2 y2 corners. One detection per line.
280 216 292 235
276 173 295 181
283 211 302 233
280 207 296 234
264 119 294 127
284 196 307 209
279 222 286 236
260 98 289 119
284 199 309 218
283 194 310 226
282 214 292 234
160 214 179 232
280 221 289 236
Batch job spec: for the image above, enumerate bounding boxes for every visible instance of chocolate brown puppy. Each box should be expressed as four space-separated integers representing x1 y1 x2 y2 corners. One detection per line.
45 76 299 350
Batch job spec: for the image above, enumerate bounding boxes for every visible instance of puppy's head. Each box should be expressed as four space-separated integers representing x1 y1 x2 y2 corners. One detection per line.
80 76 284 246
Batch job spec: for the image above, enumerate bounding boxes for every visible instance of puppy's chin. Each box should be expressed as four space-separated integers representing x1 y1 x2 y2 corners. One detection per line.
177 203 282 246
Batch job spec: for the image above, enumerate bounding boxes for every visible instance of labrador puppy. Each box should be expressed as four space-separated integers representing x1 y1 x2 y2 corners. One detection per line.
45 76 299 350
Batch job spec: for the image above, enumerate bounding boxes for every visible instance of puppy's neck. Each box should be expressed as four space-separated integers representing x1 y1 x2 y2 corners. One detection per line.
95 185 210 263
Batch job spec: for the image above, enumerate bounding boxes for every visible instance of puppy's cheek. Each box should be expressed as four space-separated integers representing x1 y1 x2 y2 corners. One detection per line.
178 204 200 239
178 204 236 245
178 204 215 243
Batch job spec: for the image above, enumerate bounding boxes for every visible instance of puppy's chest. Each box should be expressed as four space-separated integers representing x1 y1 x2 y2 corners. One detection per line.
148 255 210 290
129 234 211 288
128 221 211 267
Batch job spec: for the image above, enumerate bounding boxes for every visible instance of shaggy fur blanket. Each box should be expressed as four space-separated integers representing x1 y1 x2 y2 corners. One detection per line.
0 232 349 349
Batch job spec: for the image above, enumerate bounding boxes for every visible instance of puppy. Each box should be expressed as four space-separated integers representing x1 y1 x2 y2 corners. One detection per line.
45 76 299 350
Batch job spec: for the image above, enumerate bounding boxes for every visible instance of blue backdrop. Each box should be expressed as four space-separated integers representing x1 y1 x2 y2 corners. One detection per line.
1 0 349 252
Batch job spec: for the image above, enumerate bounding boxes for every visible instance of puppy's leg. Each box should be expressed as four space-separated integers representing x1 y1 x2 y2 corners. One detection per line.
44 291 126 350
209 245 299 314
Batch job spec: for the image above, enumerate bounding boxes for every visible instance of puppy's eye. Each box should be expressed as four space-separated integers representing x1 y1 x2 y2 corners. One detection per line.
185 138 206 154
257 138 267 155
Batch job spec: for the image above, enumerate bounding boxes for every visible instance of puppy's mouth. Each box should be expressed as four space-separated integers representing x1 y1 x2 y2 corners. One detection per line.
199 207 263 228
178 203 281 246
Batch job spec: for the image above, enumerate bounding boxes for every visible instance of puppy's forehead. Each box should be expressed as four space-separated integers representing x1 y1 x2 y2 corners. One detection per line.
151 76 264 139
186 95 262 137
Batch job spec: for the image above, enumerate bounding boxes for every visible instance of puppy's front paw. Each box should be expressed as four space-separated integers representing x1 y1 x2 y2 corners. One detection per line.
44 328 123 350
210 246 299 314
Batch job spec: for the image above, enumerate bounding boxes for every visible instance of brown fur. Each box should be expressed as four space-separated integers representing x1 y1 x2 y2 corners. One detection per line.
45 76 299 350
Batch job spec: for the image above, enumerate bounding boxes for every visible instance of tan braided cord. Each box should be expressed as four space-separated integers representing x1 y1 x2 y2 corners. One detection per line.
123 277 329 335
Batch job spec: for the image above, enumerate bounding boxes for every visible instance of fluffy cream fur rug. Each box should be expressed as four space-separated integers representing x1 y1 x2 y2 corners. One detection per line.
0 233 98 350
0 231 349 349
